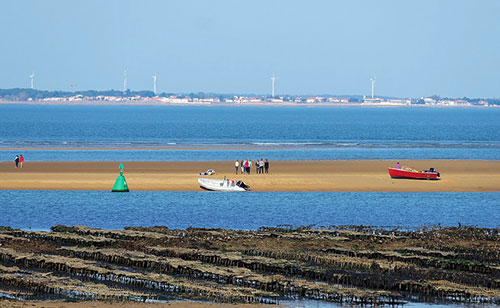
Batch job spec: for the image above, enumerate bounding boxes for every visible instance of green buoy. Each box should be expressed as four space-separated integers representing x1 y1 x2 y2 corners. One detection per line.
112 163 129 192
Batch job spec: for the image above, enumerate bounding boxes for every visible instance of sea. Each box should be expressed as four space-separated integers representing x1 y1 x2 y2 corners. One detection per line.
1 105 500 161
0 104 499 307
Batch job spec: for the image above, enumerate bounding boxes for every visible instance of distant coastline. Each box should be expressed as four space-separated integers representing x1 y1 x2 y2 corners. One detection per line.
0 99 498 108
0 88 498 107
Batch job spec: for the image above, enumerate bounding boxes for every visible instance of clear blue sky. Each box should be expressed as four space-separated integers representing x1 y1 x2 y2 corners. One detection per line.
1 0 499 97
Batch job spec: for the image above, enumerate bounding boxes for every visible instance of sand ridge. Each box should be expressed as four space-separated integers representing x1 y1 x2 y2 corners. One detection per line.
0 160 499 192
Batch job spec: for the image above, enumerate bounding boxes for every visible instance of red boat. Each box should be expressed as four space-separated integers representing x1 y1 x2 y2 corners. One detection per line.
388 167 440 180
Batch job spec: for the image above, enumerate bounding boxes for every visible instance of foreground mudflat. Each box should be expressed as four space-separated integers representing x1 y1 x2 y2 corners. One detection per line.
0 300 276 308
1 160 499 191
0 225 499 305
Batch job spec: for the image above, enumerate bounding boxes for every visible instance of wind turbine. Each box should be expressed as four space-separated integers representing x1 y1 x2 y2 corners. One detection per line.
271 76 278 98
152 74 157 95
29 72 35 89
370 76 376 99
123 69 128 93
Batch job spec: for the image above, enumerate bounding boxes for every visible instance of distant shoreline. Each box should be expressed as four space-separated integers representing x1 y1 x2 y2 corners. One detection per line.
0 100 496 108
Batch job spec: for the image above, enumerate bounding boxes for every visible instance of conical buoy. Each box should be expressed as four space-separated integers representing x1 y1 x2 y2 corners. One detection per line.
112 163 129 192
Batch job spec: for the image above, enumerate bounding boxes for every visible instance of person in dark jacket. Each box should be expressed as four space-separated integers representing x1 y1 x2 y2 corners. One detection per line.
264 159 269 174
14 155 19 168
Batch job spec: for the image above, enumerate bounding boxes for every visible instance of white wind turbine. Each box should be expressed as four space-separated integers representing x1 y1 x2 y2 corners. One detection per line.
123 69 128 93
152 74 157 95
29 72 35 89
271 76 278 98
370 76 376 99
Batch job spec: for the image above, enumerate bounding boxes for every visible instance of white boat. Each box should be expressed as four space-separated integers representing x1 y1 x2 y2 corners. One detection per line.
198 178 250 192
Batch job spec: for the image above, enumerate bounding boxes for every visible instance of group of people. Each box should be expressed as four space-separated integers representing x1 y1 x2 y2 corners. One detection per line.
14 155 25 168
235 159 269 175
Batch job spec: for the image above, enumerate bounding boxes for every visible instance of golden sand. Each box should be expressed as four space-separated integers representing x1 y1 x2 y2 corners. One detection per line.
1 160 499 192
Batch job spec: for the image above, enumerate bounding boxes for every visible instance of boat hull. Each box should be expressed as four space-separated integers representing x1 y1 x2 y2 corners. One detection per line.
388 168 440 180
198 178 248 191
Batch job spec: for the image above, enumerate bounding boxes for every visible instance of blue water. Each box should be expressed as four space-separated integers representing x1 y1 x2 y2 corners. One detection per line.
2 147 500 162
284 300 497 308
1 105 500 160
1 105 499 231
0 190 498 230
281 300 486 308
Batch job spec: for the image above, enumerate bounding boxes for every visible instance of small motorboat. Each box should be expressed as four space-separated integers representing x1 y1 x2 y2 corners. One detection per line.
388 167 440 180
198 177 250 191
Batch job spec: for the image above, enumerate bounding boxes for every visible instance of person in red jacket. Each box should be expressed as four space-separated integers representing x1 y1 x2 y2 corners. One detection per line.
19 155 24 168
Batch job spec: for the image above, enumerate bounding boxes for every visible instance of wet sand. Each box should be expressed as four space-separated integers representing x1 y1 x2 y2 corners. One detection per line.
0 300 279 308
0 160 499 192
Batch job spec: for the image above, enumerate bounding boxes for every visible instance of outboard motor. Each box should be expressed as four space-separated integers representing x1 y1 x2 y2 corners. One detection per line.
428 167 440 177
236 180 250 191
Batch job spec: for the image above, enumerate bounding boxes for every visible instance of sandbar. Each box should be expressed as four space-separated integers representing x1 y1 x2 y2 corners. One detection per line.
0 160 499 192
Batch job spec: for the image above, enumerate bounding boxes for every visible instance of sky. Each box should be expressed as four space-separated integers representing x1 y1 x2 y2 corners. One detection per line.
1 0 499 98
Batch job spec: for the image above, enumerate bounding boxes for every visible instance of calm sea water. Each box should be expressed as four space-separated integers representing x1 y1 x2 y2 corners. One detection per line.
1 190 498 230
1 105 500 161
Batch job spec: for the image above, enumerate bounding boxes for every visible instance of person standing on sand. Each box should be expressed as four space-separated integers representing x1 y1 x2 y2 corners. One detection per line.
240 160 244 174
14 155 19 168
248 159 252 174
234 160 239 175
265 159 269 174
396 162 401 169
19 155 24 168
259 158 264 174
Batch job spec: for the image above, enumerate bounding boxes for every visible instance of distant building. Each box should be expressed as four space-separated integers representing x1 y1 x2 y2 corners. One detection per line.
423 98 436 104
327 97 350 103
362 97 384 104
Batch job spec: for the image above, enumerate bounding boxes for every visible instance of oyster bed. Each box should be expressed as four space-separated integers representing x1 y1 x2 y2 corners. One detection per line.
0 225 499 305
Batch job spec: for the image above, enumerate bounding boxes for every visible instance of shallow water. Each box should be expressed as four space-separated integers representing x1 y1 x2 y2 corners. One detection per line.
2 147 500 162
1 190 498 230
1 105 500 160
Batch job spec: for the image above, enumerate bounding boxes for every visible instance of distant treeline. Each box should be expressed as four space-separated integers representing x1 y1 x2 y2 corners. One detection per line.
0 88 268 101
0 88 160 100
0 88 498 105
